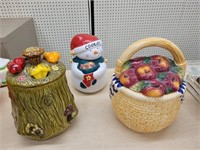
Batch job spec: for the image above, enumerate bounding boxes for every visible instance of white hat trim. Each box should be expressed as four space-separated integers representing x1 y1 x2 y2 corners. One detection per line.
73 40 102 54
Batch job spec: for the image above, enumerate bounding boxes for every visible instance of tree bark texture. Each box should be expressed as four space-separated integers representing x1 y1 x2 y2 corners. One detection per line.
7 74 78 140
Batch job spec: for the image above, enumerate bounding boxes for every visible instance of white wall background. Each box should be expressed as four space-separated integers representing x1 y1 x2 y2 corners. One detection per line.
1 0 90 69
94 0 200 68
1 0 200 69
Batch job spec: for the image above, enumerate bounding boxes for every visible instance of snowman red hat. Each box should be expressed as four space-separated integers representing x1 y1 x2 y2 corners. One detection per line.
70 34 102 55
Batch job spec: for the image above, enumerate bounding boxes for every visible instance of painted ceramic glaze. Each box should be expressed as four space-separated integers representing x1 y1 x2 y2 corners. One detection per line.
119 55 184 97
6 47 78 140
70 34 107 93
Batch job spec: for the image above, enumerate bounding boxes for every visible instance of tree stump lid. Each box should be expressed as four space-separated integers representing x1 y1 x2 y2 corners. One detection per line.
6 60 66 88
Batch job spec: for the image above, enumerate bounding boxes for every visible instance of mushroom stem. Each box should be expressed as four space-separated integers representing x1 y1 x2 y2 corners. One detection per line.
22 47 44 66
29 56 42 65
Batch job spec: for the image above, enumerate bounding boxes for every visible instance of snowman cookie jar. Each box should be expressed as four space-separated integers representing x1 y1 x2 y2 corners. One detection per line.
70 34 107 93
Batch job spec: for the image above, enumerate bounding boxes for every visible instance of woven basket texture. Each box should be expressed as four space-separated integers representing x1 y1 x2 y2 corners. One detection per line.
111 38 186 133
112 89 181 133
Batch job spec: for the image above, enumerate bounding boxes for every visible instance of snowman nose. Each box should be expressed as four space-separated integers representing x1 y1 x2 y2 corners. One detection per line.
93 51 98 55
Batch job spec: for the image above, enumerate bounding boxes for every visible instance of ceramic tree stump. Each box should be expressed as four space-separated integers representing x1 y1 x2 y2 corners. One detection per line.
6 47 78 140
70 34 107 93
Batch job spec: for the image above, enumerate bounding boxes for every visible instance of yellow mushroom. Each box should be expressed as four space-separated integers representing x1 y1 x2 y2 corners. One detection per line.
43 51 61 63
29 64 50 79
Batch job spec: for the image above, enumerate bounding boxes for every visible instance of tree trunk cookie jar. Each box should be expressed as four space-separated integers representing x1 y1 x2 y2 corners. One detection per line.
110 38 187 133
6 47 78 140
70 34 107 93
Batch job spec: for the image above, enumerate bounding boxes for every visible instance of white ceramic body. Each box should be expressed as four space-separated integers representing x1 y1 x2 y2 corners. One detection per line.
71 60 107 93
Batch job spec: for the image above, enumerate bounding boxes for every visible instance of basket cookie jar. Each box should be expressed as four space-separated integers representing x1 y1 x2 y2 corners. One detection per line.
6 47 78 140
109 38 187 133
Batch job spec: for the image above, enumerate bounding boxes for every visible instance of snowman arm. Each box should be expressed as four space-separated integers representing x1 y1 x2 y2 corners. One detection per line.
71 62 84 78
93 63 107 78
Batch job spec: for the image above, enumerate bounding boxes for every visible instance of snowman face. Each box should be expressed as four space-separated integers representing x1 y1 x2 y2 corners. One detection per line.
76 46 103 60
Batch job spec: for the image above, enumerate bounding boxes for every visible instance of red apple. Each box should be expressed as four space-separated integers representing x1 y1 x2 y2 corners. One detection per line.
141 80 166 97
13 57 25 67
119 68 138 87
151 55 170 72
7 61 22 74
7 57 25 74
135 64 156 80
163 72 181 92
130 57 144 68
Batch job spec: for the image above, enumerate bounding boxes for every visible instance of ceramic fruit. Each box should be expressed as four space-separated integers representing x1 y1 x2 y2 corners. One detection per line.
135 64 156 80
13 57 25 67
119 68 138 87
7 57 25 74
163 72 181 92
130 57 145 68
141 80 166 97
119 55 183 97
151 55 170 72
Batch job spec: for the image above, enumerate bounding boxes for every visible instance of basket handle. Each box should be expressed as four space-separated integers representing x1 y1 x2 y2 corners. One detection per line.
115 37 187 78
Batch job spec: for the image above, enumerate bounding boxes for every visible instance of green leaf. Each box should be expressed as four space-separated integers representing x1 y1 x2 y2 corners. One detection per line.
157 72 167 80
143 57 151 64
130 81 143 92
168 58 175 66
166 87 173 94
130 81 150 92
170 66 179 73
121 60 131 72
168 59 179 72
177 70 184 80
143 81 151 88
